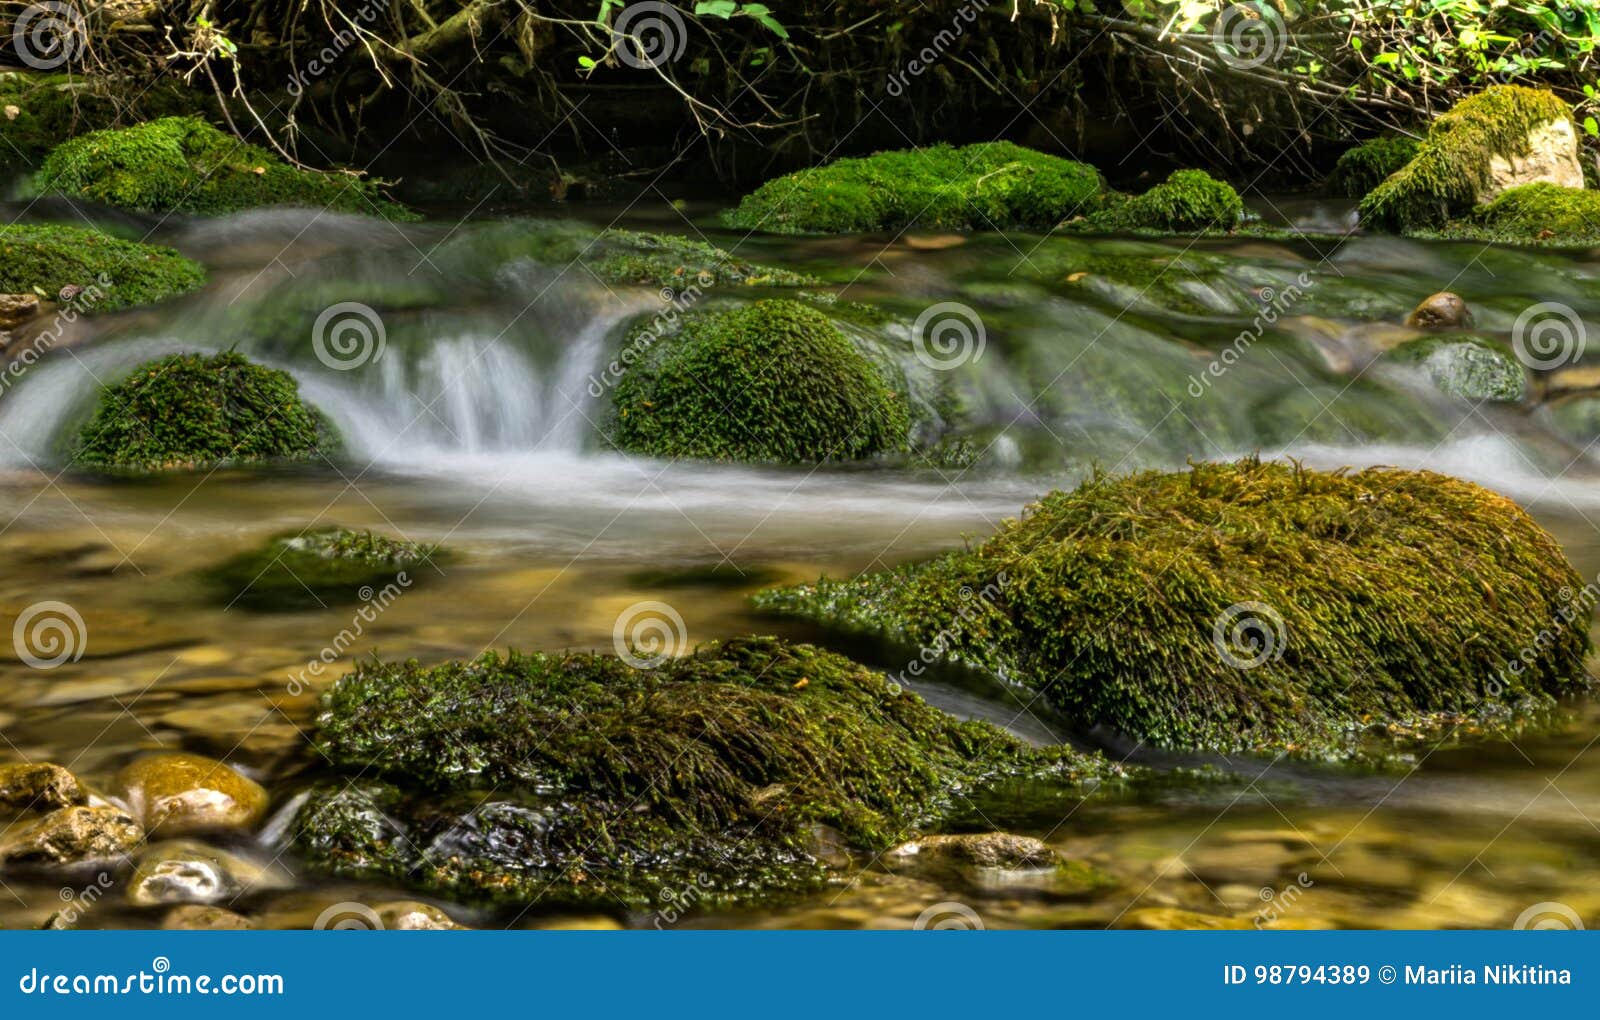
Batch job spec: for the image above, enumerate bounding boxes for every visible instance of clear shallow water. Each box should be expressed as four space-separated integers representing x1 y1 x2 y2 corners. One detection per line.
3 202 1600 929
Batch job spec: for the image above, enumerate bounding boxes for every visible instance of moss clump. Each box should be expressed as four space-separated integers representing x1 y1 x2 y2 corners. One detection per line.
1067 170 1244 233
1455 182 1600 244
205 527 435 611
1390 335 1527 402
610 299 909 463
724 142 1104 234
755 459 1590 759
300 635 1107 905
1360 86 1575 231
74 352 335 472
29 116 412 219
0 223 205 310
1329 137 1421 198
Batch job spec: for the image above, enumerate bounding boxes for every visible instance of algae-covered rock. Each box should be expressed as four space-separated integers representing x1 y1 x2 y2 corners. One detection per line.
0 805 142 867
73 352 335 472
1361 87 1582 231
0 762 86 810
609 299 909 463
1329 137 1420 198
116 753 269 837
724 142 1104 234
754 459 1590 758
1390 335 1527 403
205 526 434 611
295 635 1109 906
0 223 205 311
29 116 411 219
1065 170 1244 233
1457 182 1600 245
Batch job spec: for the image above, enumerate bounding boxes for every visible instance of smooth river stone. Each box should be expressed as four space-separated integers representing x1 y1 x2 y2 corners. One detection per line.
0 762 86 810
0 805 142 866
115 753 269 836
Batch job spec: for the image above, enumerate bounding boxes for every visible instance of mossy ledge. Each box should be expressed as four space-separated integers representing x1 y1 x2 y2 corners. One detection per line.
753 459 1591 759
1447 182 1600 246
1063 170 1244 234
74 352 337 473
205 527 435 611
1359 86 1575 232
0 223 205 311
296 635 1111 906
28 116 412 219
724 142 1105 234
609 299 910 464
1329 137 1421 199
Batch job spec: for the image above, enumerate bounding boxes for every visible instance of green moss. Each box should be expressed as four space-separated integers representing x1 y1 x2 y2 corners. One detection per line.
1360 86 1574 231
205 527 436 611
74 352 336 472
1454 182 1600 245
1066 170 1244 234
609 299 910 463
300 635 1109 905
724 142 1105 234
1328 137 1421 198
28 116 412 219
1390 335 1528 402
0 223 205 311
755 459 1590 759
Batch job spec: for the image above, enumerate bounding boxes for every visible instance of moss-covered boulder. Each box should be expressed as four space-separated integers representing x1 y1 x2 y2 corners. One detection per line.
1329 136 1421 198
754 459 1590 759
295 635 1108 906
74 352 336 472
1455 182 1600 245
724 142 1104 234
0 223 205 310
1067 170 1244 233
206 526 434 611
609 299 909 463
1360 87 1582 232
1390 335 1527 402
29 116 411 219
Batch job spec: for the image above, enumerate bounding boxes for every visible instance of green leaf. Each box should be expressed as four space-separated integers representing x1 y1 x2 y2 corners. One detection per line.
695 0 738 18
1585 116 1599 138
578 55 597 70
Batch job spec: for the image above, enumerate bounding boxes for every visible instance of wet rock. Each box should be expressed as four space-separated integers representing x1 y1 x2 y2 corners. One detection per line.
1405 292 1474 330
126 839 288 906
115 753 269 836
1391 335 1526 402
887 833 1058 870
0 805 142 866
375 900 464 930
1119 907 1253 930
0 762 86 810
162 904 255 930
0 293 40 330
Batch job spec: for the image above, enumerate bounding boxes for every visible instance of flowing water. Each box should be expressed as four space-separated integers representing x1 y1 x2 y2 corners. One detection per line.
3 198 1600 930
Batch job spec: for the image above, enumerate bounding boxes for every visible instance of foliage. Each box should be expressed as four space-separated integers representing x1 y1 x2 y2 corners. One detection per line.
609 299 910 463
1328 136 1420 198
755 458 1590 759
0 223 205 311
74 352 335 472
205 527 436 611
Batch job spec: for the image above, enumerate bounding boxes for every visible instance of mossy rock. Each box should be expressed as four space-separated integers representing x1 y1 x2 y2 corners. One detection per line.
28 116 413 219
724 142 1105 234
1390 335 1527 402
1360 86 1576 231
1065 170 1244 234
1453 182 1600 245
1329 137 1421 198
0 223 205 311
297 635 1110 906
754 459 1590 759
609 299 910 463
73 352 336 472
205 527 436 611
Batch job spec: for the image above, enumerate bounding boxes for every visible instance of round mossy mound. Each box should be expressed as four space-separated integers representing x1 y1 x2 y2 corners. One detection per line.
206 527 435 611
30 116 412 219
1328 136 1421 198
609 299 910 463
754 458 1591 759
0 223 205 310
723 141 1105 234
1456 182 1600 245
74 351 337 472
1065 170 1243 233
299 635 1108 906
